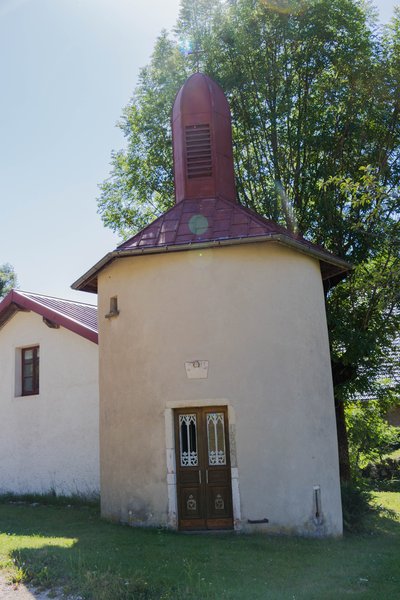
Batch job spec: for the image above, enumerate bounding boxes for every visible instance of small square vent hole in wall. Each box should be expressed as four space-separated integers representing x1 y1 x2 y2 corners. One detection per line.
185 124 212 179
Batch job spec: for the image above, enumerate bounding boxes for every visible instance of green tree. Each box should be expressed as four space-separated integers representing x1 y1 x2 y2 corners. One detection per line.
0 263 17 298
346 400 400 473
98 0 400 479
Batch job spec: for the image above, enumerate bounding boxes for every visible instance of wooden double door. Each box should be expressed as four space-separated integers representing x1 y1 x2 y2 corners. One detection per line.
174 406 233 530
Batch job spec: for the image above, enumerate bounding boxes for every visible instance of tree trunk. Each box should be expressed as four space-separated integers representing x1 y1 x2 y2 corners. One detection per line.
331 361 356 482
334 398 351 482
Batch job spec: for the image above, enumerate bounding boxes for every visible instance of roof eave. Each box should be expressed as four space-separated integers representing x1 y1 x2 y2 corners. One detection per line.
72 234 351 294
0 291 29 330
71 252 117 293
0 290 98 344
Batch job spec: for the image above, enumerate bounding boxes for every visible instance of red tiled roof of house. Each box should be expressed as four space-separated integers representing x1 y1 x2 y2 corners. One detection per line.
0 290 98 344
73 197 351 293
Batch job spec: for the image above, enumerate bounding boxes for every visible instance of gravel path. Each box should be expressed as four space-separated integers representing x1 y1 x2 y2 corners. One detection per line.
0 574 76 599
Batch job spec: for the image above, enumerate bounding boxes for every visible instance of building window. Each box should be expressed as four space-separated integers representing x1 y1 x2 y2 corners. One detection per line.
21 346 39 396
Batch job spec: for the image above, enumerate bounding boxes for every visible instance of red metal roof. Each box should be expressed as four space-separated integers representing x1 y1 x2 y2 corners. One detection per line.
0 290 98 344
72 197 350 293
117 197 317 251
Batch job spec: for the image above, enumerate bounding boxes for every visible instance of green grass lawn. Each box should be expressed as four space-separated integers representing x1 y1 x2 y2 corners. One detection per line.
0 486 399 600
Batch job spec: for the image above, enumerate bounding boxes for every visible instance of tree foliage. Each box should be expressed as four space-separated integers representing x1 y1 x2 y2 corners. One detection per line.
346 401 400 471
98 0 400 475
0 263 17 299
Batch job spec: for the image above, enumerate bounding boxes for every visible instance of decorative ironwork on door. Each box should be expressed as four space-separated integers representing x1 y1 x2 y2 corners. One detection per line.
179 414 198 466
207 412 226 465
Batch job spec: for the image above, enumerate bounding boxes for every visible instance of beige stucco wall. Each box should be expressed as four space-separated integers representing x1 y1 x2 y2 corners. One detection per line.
0 310 99 496
98 242 343 536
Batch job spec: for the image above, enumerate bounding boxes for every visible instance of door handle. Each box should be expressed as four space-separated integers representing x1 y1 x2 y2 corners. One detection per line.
198 470 201 484
206 469 209 484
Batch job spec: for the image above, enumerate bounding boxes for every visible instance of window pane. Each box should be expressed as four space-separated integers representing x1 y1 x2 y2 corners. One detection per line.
179 414 198 466
34 368 39 393
207 413 226 465
23 363 33 377
21 346 39 396
23 377 33 392
181 421 188 454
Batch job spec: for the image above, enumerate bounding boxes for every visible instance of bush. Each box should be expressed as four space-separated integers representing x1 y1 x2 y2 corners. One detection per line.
346 401 400 474
341 482 372 532
362 457 400 480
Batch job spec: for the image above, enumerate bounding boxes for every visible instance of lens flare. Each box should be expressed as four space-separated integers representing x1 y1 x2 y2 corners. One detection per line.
178 39 193 56
189 214 209 235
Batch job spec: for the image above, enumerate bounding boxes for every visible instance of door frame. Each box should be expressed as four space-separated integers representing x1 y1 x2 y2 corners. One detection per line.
164 399 242 531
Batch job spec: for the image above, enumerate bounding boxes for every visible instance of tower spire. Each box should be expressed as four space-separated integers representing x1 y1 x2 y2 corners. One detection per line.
171 73 236 204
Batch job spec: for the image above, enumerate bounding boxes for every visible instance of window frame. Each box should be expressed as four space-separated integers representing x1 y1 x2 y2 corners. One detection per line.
21 345 40 396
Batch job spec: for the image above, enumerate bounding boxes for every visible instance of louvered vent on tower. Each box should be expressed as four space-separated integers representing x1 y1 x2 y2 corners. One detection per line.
185 124 212 179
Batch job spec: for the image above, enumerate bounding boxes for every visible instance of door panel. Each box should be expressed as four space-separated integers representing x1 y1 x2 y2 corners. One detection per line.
175 407 233 530
179 487 204 523
205 476 233 521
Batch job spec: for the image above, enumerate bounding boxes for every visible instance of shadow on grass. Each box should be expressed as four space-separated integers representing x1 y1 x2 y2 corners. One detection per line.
367 478 400 493
0 491 100 509
1 504 219 599
1 499 400 600
362 509 400 536
10 545 177 600
9 543 214 600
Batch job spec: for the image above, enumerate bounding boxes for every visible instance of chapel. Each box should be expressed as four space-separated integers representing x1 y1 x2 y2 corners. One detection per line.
73 73 349 536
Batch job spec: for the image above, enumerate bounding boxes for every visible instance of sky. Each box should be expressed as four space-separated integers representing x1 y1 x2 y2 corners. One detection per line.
0 0 398 303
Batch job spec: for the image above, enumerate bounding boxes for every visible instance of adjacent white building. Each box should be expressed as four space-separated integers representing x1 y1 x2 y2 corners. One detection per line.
0 290 99 496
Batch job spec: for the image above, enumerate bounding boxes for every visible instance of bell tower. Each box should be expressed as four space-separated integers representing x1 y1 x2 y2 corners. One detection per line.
172 73 236 204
